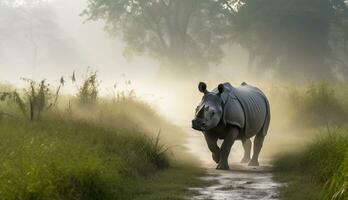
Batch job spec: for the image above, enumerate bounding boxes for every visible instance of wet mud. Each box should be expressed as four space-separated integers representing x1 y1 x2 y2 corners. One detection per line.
190 165 281 200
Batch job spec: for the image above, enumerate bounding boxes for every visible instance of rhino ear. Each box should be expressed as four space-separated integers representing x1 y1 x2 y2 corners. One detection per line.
198 82 207 93
218 84 224 94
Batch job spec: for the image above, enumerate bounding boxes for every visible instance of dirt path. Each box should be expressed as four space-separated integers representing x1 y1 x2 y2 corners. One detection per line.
184 130 282 200
190 165 281 200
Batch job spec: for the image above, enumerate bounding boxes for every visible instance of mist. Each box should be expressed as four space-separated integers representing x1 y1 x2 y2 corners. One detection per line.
1 0 348 163
0 0 239 120
0 0 157 88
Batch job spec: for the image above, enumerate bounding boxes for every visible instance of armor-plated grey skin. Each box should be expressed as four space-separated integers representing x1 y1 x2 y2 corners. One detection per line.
192 82 270 170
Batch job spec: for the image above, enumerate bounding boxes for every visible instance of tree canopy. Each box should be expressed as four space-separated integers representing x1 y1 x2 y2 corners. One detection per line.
83 0 348 79
231 0 348 79
82 0 237 74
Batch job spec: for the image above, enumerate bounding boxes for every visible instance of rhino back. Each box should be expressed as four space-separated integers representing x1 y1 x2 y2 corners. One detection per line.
233 86 268 138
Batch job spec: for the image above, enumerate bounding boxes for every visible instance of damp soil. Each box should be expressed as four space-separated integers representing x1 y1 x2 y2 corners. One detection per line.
189 164 282 200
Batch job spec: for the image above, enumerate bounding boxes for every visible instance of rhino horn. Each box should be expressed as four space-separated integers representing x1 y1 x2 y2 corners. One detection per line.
196 105 205 118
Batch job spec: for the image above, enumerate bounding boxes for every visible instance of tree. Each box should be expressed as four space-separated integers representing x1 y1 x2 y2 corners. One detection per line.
84 0 348 80
328 0 348 77
229 0 348 80
0 1 81 78
82 0 233 75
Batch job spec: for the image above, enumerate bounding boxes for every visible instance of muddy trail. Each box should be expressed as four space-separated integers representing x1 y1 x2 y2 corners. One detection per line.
184 128 282 200
190 165 281 200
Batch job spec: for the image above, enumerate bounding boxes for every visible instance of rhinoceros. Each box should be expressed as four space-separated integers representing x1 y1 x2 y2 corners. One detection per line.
191 82 270 170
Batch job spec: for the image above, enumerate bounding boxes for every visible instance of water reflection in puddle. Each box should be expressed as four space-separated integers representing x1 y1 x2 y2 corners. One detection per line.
190 167 282 200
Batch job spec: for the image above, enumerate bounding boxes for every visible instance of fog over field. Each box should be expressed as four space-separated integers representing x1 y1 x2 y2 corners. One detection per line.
0 0 274 121
1 0 347 162
1 1 348 199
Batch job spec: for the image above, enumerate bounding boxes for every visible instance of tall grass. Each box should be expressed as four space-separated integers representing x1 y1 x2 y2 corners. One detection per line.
267 81 348 129
0 117 172 199
78 71 99 105
0 79 62 121
0 74 204 199
273 128 348 200
288 82 348 127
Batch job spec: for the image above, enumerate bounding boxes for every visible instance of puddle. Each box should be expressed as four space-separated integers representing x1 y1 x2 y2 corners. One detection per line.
190 165 282 200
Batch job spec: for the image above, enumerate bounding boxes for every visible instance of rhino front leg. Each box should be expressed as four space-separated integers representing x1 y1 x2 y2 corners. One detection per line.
217 127 239 170
241 138 251 163
248 134 265 166
203 132 220 163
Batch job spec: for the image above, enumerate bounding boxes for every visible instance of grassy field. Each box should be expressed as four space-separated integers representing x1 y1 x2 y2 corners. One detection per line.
270 82 348 200
0 79 207 200
0 112 206 200
273 129 348 200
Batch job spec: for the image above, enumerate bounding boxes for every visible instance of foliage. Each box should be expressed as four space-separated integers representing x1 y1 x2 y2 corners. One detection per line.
231 0 348 78
273 128 348 200
78 71 99 105
0 117 170 199
288 81 348 127
83 0 348 79
111 80 136 102
0 79 62 121
82 0 234 72
0 78 204 199
0 98 203 200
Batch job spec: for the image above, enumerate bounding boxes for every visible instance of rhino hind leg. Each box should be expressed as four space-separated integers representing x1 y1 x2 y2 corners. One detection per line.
248 134 265 167
241 138 251 163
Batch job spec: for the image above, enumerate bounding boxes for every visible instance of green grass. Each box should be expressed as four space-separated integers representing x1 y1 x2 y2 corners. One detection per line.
0 78 208 199
273 129 348 200
287 81 348 127
132 166 207 200
0 115 205 200
275 174 324 200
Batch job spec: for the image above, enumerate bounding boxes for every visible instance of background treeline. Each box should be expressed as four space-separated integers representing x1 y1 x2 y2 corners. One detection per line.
83 0 348 79
2 0 348 80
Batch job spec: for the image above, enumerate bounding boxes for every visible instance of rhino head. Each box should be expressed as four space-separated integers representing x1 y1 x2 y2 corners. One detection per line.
192 82 224 131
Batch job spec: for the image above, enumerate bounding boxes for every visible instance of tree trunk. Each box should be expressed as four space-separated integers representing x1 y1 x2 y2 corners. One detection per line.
163 0 197 75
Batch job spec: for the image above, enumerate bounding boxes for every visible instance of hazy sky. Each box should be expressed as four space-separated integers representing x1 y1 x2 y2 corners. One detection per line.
1 0 158 88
